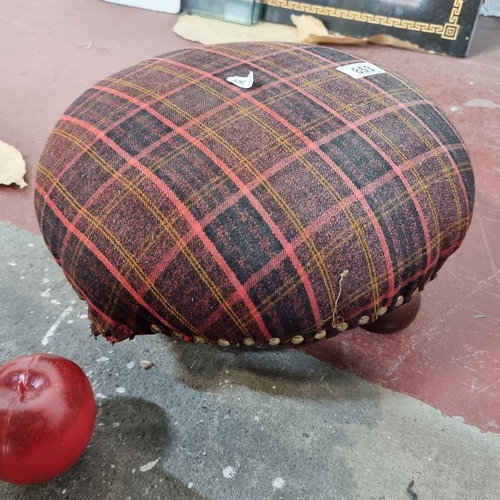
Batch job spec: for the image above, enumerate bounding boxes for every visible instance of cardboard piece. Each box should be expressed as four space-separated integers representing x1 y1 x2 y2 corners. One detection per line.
174 13 426 54
292 14 427 53
173 14 298 43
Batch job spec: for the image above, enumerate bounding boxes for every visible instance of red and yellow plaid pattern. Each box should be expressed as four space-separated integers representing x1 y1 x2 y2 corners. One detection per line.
35 43 474 346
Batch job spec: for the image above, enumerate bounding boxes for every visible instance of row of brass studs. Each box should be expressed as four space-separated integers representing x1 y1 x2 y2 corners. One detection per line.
149 292 414 347
356 293 407 326
150 323 183 339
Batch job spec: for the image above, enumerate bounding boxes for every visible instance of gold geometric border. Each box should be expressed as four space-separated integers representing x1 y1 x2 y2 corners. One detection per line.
263 0 463 41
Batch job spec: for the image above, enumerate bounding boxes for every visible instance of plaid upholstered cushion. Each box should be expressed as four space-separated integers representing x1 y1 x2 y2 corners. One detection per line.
35 42 474 347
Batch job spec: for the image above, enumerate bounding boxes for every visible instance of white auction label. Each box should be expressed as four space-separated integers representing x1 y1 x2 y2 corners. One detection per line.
336 62 386 79
226 71 254 89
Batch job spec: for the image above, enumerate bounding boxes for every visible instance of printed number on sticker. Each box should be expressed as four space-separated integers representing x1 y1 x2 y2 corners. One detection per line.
336 63 386 79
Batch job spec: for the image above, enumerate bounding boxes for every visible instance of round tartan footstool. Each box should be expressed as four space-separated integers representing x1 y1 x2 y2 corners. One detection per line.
35 42 474 347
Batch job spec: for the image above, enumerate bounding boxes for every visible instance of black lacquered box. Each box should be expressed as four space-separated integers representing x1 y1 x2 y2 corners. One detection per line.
262 0 483 56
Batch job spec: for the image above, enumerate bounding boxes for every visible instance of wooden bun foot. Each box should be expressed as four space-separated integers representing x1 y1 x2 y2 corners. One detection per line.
361 291 421 334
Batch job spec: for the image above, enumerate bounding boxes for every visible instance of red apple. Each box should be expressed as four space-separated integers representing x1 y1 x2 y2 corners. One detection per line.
0 353 96 485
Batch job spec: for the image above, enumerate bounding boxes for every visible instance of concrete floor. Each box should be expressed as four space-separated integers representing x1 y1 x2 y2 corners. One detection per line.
1 0 500 498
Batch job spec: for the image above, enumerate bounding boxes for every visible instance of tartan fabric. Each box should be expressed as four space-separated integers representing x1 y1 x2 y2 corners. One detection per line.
35 42 474 347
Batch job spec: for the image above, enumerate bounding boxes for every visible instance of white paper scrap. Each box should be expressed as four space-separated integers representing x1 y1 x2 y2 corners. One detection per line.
227 71 254 89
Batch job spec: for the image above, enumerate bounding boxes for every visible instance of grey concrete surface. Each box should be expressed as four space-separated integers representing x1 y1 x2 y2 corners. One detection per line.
1 219 499 499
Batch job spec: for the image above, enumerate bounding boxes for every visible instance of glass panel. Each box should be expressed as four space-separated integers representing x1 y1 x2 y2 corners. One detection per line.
185 0 263 26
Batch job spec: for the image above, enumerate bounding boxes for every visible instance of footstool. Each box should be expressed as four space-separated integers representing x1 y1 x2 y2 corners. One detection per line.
35 42 474 347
